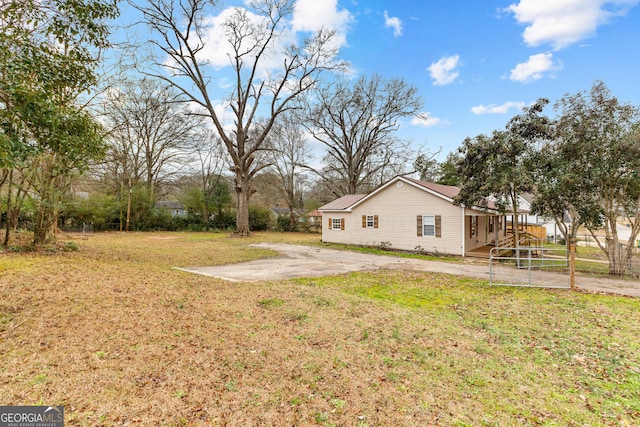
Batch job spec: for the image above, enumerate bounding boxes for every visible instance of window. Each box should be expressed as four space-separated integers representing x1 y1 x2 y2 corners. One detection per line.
470 216 478 237
328 217 344 230
366 215 375 228
423 215 435 237
362 215 379 229
416 215 441 238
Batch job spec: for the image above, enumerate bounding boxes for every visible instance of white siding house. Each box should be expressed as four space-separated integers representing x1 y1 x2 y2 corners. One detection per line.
319 176 509 257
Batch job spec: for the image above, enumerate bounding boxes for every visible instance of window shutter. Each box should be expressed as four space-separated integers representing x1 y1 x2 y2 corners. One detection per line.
417 215 422 236
374 215 379 229
435 215 442 238
340 218 345 230
469 216 473 238
328 217 332 229
362 215 366 228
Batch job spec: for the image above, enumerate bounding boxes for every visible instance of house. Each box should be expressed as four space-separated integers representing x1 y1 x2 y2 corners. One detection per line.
155 201 187 217
270 207 304 220
318 175 521 257
306 209 322 225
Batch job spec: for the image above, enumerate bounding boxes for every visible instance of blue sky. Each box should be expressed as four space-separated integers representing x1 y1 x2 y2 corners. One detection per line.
116 0 640 161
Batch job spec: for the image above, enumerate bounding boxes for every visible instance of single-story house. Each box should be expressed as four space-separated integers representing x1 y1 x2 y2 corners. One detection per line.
155 201 187 217
318 175 524 257
305 209 323 232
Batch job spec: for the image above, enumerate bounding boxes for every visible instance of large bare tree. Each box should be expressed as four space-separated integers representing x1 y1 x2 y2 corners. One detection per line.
101 78 200 200
264 112 310 230
303 73 423 196
133 0 343 235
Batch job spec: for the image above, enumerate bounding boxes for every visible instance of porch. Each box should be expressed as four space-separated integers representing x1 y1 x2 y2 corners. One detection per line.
465 228 546 258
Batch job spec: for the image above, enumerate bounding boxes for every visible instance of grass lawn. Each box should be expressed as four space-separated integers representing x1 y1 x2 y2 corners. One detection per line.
1 231 639 426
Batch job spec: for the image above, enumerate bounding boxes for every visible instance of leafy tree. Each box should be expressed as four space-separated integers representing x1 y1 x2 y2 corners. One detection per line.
413 148 441 182
181 176 232 223
533 81 640 276
303 73 422 196
191 134 227 222
134 0 343 235
0 0 118 244
437 152 463 186
65 193 120 229
248 205 274 231
456 99 550 247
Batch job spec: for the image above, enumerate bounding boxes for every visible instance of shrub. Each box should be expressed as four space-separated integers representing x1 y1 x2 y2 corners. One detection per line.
249 206 274 231
63 241 79 252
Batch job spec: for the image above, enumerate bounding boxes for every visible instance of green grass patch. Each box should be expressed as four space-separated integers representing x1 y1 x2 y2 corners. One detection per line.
2 231 639 426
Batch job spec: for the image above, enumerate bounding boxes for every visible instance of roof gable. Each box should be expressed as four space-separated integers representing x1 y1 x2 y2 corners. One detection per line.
401 176 461 201
316 175 525 214
318 176 460 212
349 176 462 209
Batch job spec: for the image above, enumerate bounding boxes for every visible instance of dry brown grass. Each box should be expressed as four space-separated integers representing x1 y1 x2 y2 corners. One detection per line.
1 231 639 426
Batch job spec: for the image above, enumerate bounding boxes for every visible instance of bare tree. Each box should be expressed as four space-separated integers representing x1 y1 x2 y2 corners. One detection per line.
101 78 203 201
264 113 310 230
303 73 422 196
185 131 228 220
133 0 344 235
412 147 442 182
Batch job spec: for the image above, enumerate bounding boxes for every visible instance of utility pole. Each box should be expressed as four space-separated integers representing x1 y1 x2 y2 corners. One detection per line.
126 177 132 232
119 179 124 232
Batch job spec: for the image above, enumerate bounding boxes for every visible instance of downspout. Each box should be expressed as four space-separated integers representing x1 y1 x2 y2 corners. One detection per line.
461 207 466 257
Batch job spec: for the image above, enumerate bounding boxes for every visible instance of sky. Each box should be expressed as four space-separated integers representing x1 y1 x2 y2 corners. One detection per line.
116 0 640 161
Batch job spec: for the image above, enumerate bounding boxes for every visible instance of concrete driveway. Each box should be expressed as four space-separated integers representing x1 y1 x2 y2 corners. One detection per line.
177 243 640 297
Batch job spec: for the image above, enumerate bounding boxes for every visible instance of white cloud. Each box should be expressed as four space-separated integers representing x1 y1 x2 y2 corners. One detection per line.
428 55 461 86
506 0 640 50
383 11 403 37
292 0 353 48
196 2 352 72
510 53 562 82
471 101 526 115
411 112 449 127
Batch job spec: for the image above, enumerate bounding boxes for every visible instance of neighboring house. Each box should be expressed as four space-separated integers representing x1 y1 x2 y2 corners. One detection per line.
319 175 519 257
155 201 187 217
271 207 303 218
270 207 304 223
506 193 572 241
306 209 322 227
514 194 543 225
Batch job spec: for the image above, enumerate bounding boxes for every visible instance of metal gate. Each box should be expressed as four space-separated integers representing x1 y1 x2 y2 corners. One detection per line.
489 246 570 288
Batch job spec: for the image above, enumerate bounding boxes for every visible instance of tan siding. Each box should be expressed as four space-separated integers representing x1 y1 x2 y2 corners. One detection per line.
464 211 498 251
322 181 464 255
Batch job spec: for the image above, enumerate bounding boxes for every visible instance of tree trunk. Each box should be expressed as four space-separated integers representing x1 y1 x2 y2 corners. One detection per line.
607 239 626 276
33 202 57 245
568 237 576 290
3 169 13 248
234 174 252 236
288 203 297 231
512 195 520 259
